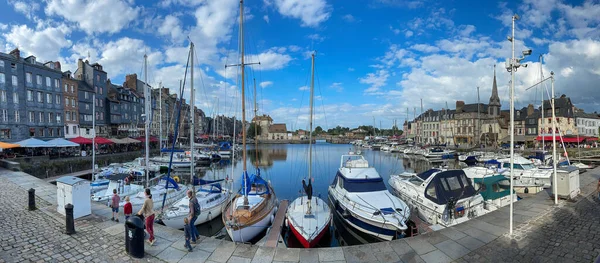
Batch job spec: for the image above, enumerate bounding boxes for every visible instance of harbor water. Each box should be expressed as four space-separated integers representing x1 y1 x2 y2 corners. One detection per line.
174 143 459 247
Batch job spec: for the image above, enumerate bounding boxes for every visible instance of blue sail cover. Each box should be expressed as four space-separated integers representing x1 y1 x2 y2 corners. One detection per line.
240 169 270 195
219 142 232 150
161 176 180 190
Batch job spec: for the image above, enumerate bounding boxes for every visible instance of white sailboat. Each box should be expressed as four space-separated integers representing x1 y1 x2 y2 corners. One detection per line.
222 0 277 243
286 53 331 248
160 42 229 229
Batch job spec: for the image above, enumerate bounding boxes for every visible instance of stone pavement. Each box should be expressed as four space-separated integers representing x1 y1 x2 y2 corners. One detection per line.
0 167 599 263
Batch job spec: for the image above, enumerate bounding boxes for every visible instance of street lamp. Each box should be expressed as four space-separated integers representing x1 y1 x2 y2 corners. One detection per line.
505 14 531 236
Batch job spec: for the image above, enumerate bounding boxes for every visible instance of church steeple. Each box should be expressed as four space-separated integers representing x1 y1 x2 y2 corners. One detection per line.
488 64 501 116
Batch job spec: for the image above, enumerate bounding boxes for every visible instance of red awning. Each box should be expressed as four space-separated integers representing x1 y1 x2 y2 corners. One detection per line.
69 136 93 145
93 137 115 145
585 137 598 141
135 136 158 142
536 136 584 143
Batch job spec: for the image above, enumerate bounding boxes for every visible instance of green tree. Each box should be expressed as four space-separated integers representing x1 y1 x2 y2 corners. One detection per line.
247 123 262 139
314 126 323 134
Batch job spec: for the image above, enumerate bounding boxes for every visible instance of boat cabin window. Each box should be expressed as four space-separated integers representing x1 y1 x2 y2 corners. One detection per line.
417 169 440 181
474 183 486 192
502 163 525 170
342 178 387 192
521 163 535 170
493 180 510 192
236 205 250 210
425 183 437 201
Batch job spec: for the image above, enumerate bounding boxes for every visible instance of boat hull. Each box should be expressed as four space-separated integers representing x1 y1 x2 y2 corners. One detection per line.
162 200 227 229
226 206 274 243
286 197 331 248
289 217 329 248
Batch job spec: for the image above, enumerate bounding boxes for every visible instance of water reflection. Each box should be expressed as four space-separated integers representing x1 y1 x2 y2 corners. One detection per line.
169 144 457 247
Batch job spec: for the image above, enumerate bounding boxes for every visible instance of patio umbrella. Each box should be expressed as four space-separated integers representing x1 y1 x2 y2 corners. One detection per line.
70 136 93 145
93 137 114 145
0 142 20 149
46 138 80 147
15 138 50 148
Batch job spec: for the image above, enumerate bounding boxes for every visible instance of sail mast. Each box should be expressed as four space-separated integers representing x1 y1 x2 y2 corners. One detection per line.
253 78 258 166
190 42 195 187
309 53 315 182
144 54 150 187
239 0 249 204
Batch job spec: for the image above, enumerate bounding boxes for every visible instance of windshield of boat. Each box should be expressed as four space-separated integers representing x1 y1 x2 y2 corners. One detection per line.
493 179 510 192
521 163 535 170
342 177 387 192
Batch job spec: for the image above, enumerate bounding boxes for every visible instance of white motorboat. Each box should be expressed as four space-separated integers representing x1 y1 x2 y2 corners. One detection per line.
423 148 455 159
389 169 485 228
150 155 193 168
497 156 553 192
572 162 593 171
161 181 230 229
462 167 517 213
91 174 145 202
329 154 410 241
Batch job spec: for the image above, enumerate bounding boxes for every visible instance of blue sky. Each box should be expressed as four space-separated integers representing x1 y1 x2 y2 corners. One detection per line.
1 0 599 130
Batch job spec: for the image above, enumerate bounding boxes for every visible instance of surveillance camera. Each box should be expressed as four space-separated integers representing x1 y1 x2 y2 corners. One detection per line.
513 14 520 20
523 64 528 68
507 36 513 42
522 49 532 56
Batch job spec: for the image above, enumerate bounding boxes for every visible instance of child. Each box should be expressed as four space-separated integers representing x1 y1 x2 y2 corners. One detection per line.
110 189 120 222
183 217 193 252
123 196 132 220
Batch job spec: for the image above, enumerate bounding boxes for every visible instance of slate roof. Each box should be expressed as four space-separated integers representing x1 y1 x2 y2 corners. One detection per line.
268 124 287 133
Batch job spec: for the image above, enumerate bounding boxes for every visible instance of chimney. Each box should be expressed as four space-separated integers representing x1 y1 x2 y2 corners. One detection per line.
456 101 465 113
9 48 20 59
124 74 138 91
54 61 61 71
527 104 534 116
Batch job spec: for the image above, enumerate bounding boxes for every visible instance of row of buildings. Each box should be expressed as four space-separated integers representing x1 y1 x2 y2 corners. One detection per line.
0 48 221 142
403 67 600 147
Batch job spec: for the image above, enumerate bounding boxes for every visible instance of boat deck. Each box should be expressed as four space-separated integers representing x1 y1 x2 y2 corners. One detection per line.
265 199 288 248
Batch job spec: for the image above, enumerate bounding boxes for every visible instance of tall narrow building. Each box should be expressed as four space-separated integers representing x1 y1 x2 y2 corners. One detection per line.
488 65 501 117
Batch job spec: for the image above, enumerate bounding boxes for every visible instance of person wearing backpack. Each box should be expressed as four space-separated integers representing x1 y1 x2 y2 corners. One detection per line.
187 190 201 243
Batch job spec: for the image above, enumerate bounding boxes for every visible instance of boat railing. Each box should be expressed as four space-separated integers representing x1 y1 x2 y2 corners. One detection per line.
340 155 369 168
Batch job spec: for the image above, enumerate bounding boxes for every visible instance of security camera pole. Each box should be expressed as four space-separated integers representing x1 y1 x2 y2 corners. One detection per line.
505 13 531 236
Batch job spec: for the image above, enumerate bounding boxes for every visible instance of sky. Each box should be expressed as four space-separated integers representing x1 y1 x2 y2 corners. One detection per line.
0 0 599 131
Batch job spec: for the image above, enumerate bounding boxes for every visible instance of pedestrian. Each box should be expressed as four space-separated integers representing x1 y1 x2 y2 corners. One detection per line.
110 189 120 222
183 217 193 252
137 188 155 246
187 190 200 243
123 196 132 221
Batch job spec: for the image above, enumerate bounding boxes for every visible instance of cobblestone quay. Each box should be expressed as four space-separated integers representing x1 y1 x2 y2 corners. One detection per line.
0 167 599 263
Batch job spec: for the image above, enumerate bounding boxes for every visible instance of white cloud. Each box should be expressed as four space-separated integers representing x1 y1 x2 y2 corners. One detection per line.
260 81 273 88
158 15 185 42
411 44 439 53
348 67 355 72
299 86 309 91
359 69 389 94
330 82 343 92
45 0 139 34
458 25 476 37
390 26 401 35
245 49 293 70
263 15 270 23
3 23 71 62
307 33 325 42
8 0 40 19
405 30 414 37
342 14 356 22
288 45 302 52
267 0 331 27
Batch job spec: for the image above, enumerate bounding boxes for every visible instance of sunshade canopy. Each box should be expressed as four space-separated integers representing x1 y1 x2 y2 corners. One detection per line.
15 138 50 148
70 136 93 145
93 137 114 145
46 138 80 147
0 142 20 149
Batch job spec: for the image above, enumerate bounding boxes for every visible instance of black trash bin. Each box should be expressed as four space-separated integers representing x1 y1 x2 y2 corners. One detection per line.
125 216 144 258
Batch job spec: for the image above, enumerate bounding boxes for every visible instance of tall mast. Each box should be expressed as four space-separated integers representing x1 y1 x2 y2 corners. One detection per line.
308 53 315 183
159 82 162 149
190 42 195 187
92 93 96 181
477 86 480 146
253 78 258 166
540 55 544 151
550 72 557 205
420 98 423 144
144 54 150 187
239 0 248 203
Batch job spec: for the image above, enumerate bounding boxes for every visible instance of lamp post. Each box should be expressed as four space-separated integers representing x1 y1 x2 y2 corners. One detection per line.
505 13 531 236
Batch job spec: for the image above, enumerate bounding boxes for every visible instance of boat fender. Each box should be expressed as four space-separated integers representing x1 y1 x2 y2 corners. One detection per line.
173 176 180 183
284 218 288 228
270 214 275 224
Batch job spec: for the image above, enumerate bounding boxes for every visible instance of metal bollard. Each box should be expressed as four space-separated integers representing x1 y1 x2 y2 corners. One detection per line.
65 203 75 235
28 188 36 211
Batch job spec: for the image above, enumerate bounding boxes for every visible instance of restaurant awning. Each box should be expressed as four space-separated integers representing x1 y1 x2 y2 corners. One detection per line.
536 136 584 143
46 138 80 147
121 137 141 144
94 137 114 145
109 138 128 144
135 136 158 142
15 138 50 148
70 136 93 145
0 142 20 149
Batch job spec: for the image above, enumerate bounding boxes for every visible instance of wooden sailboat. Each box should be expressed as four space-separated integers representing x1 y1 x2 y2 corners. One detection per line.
222 0 277 243
286 53 331 248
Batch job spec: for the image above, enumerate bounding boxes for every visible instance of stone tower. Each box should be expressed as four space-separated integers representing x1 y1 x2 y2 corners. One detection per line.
488 65 501 117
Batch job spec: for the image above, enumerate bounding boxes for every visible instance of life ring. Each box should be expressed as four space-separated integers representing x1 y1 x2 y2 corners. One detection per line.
173 176 180 183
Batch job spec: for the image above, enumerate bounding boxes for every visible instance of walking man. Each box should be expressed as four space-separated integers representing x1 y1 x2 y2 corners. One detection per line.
187 190 201 243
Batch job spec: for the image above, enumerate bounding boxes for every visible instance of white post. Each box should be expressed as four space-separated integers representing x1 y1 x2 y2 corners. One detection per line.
92 93 96 178
159 82 162 149
509 14 516 236
551 73 558 204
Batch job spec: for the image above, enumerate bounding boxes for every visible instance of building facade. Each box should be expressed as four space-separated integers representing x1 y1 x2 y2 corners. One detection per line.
62 71 79 138
74 59 108 137
0 49 64 141
575 111 600 137
538 95 577 136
